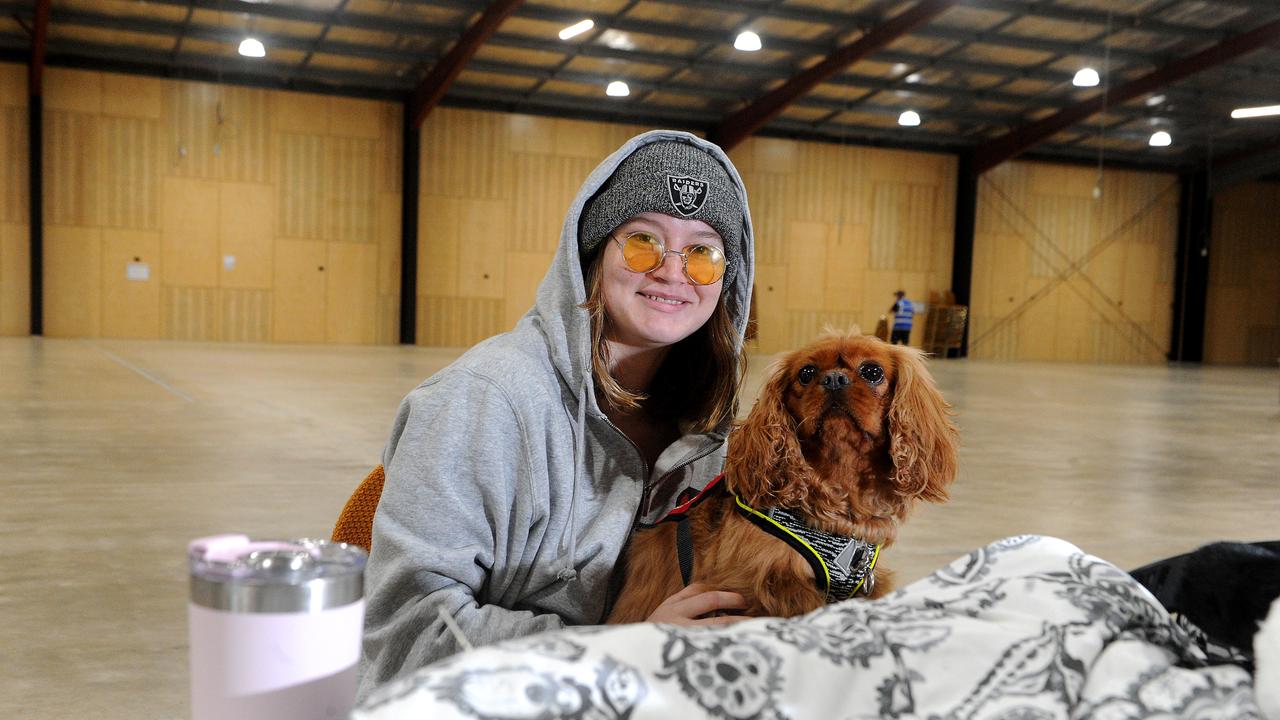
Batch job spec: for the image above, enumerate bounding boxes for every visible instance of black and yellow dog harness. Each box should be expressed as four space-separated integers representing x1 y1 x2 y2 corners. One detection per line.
660 474 880 603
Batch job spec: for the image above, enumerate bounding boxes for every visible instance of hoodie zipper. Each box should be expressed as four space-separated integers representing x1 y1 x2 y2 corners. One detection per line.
598 432 726 622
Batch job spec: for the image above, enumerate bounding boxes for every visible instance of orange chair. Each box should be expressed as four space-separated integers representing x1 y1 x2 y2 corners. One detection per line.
332 465 386 552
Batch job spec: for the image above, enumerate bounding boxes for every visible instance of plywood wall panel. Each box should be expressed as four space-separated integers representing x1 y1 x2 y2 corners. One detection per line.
0 63 22 101
219 288 271 342
325 241 377 344
162 177 219 288
783 221 828 311
1205 182 1280 365
101 74 162 120
1 106 27 224
218 182 274 289
2 68 28 335
45 111 98 226
375 105 402 195
971 161 1176 364
272 239 327 343
419 195 460 298
272 91 330 136
214 86 271 184
509 153 595 253
823 223 868 312
456 199 508 300
44 69 101 113
100 230 161 338
329 97 384 139
326 136 377 243
376 293 399 345
167 82 220 180
422 109 509 200
43 226 102 338
0 222 29 335
418 295 502 347
503 251 552 330
277 133 327 240
787 310 861 347
753 263 788 353
162 286 217 340
376 193 401 296
39 69 398 344
98 116 160 230
739 172 790 267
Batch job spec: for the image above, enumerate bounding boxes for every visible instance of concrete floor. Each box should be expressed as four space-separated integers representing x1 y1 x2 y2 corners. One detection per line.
2 336 1277 719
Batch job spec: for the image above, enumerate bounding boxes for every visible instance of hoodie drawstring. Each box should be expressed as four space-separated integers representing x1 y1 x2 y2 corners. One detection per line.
557 381 587 582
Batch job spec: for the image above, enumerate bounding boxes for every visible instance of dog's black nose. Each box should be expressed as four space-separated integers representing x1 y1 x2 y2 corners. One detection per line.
820 370 850 391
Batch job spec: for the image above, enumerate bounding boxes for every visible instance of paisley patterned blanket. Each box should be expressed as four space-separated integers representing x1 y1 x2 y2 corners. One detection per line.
354 536 1263 720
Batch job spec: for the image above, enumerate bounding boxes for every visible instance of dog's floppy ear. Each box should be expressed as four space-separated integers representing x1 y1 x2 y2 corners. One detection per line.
725 359 816 507
886 345 958 502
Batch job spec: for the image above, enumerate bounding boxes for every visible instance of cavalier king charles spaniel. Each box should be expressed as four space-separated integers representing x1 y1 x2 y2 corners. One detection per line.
608 330 959 622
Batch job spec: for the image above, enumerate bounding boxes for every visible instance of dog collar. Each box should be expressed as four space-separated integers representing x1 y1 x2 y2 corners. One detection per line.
731 495 880 603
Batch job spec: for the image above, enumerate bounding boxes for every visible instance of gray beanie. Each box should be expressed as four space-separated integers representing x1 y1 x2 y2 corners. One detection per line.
579 140 742 282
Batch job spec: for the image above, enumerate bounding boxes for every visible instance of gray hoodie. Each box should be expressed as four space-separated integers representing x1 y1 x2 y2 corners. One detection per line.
357 130 755 697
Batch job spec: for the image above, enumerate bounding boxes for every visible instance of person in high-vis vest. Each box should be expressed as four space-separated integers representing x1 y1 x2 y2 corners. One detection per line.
890 290 914 345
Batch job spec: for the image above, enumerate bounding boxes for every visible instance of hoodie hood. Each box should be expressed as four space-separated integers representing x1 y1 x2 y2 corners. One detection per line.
531 130 756 419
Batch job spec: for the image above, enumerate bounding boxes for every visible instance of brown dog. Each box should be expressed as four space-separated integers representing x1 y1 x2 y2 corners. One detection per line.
608 331 958 622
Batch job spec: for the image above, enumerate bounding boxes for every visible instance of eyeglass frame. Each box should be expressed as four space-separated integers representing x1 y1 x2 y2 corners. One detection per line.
608 231 730 286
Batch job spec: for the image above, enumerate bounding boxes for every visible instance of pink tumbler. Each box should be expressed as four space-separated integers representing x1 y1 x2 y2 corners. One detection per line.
188 534 367 720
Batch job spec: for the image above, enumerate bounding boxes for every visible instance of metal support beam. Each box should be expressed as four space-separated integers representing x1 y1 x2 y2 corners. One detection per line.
400 104 420 345
711 0 958 151
409 0 524 130
28 0 48 94
1170 171 1212 362
28 0 49 336
950 152 977 357
973 18 1280 174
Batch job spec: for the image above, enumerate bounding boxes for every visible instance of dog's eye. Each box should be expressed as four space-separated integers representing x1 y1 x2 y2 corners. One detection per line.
859 362 885 386
797 365 818 385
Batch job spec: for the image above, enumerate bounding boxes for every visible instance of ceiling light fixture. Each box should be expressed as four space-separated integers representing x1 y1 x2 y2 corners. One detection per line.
1146 94 1166 107
734 31 762 52
1230 104 1280 119
606 80 630 97
238 38 266 58
905 73 922 84
1149 130 1172 147
1072 67 1100 87
558 19 594 40
898 110 921 127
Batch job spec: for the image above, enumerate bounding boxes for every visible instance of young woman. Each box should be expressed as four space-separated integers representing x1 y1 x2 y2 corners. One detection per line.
358 130 756 696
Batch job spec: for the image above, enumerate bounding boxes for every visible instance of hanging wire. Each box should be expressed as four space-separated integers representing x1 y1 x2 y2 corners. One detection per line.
1093 8 1113 200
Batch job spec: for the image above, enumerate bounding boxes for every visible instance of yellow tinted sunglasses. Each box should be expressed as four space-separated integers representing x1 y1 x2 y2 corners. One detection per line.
611 231 727 286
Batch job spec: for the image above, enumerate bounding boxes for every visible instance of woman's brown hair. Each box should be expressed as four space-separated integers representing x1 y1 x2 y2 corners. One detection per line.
581 249 744 434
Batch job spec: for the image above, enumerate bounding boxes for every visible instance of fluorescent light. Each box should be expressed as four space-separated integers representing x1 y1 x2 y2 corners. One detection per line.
606 80 630 97
1231 104 1280 119
734 31 762 52
238 38 265 58
558 19 594 40
1149 130 1172 147
898 110 921 127
1072 67 1099 87
905 72 922 84
1146 94 1166 107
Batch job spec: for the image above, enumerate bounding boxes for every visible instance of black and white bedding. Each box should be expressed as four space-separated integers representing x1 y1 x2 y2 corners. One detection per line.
354 536 1266 719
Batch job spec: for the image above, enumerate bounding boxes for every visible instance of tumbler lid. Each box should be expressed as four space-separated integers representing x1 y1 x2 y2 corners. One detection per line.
189 535 366 613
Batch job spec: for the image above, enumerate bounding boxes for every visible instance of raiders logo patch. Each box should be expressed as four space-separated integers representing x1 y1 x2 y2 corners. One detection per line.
666 175 709 217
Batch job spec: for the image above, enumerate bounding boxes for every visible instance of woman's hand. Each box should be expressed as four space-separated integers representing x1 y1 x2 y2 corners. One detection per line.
645 583 750 626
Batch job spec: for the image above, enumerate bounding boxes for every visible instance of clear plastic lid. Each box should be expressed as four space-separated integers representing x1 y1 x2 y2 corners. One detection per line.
188 534 367 613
